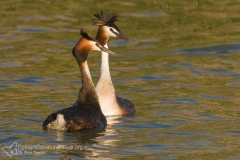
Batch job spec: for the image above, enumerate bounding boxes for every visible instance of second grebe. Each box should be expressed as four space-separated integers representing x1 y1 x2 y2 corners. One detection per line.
92 11 136 116
42 30 115 131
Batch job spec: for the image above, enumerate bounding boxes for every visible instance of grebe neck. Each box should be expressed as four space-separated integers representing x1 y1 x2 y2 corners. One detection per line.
95 26 111 80
95 26 109 45
75 57 101 111
100 44 112 79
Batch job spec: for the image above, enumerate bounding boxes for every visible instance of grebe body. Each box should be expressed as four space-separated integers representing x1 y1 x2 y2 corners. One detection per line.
43 30 115 131
93 11 136 116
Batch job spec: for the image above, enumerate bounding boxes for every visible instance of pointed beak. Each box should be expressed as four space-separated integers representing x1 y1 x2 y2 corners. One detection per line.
98 45 116 55
113 31 131 42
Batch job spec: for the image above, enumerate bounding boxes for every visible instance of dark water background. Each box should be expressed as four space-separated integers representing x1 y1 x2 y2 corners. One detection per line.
1 0 240 159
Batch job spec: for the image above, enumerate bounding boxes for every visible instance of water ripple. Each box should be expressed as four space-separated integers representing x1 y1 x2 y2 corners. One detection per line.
171 43 240 54
0 136 22 145
0 84 12 88
0 61 22 68
197 114 225 121
18 26 55 33
123 12 167 17
0 46 13 50
138 74 170 81
15 76 45 84
117 122 176 129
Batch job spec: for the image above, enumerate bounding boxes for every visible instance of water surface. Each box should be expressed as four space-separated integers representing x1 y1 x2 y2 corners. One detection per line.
1 0 240 159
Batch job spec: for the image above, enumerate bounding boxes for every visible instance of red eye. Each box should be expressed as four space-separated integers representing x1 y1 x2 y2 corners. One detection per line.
95 43 99 46
110 28 113 32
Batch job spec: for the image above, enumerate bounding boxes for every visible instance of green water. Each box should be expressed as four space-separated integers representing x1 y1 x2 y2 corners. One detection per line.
1 0 240 159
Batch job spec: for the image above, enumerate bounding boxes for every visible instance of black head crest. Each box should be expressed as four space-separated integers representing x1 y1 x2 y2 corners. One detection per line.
80 29 92 40
92 11 119 26
80 29 101 43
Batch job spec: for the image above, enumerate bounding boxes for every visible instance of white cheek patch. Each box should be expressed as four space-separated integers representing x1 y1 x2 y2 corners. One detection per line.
103 26 117 37
90 41 101 51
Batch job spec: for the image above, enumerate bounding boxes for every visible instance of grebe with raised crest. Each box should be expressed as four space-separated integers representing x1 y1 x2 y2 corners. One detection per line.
42 30 115 131
92 11 136 116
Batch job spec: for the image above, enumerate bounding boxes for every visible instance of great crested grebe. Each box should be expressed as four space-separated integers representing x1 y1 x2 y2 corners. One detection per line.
92 11 136 116
42 30 115 131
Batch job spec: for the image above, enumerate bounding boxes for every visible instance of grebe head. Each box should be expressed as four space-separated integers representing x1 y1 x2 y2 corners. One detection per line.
92 11 131 42
72 29 115 60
